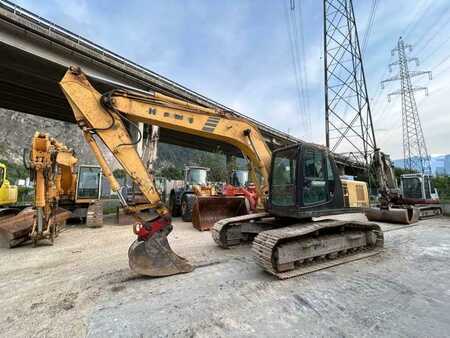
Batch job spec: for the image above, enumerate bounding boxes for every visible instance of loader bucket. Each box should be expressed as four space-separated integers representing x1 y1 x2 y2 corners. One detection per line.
365 207 419 224
128 224 193 277
192 196 248 231
0 207 34 248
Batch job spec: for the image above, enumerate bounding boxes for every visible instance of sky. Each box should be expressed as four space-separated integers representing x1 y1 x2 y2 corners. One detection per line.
12 0 450 159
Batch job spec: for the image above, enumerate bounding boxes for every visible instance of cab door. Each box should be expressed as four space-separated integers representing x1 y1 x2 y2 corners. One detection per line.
299 146 340 207
75 165 102 203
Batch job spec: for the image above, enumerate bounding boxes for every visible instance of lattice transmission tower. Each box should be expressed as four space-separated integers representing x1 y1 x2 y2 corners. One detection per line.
324 0 377 166
381 37 432 175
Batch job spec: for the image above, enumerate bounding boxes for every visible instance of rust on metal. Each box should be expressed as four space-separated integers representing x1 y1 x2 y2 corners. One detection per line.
365 207 419 224
0 207 71 248
128 225 193 277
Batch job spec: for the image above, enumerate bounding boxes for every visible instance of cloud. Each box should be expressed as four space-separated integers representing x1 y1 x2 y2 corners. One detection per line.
11 0 450 158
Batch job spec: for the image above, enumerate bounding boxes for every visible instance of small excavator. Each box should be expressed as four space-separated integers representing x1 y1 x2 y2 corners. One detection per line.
59 66 412 279
399 173 442 218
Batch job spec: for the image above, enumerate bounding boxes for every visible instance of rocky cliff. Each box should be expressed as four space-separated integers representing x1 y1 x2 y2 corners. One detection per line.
0 109 231 181
0 108 96 165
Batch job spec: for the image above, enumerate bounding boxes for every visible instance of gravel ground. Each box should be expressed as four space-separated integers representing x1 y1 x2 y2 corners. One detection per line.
0 214 449 337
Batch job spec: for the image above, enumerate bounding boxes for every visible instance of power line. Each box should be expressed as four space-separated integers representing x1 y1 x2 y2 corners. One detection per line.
412 4 450 59
293 0 311 135
283 1 305 123
421 33 450 65
361 0 378 55
403 0 434 41
284 0 311 138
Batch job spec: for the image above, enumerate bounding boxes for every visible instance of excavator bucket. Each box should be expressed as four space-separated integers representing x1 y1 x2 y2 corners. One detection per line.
192 196 248 231
0 207 71 248
0 207 34 248
365 207 419 224
128 224 193 277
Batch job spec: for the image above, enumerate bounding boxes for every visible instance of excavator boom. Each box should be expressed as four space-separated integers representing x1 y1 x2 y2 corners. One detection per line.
59 66 272 277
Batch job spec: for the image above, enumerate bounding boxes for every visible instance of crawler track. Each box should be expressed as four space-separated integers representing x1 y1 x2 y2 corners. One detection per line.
252 220 384 279
212 212 270 248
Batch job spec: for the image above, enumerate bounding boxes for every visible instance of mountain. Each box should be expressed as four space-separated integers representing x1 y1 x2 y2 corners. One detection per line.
0 109 230 181
0 108 97 165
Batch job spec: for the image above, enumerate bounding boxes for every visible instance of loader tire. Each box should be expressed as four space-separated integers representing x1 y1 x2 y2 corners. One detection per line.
169 192 181 217
181 194 195 222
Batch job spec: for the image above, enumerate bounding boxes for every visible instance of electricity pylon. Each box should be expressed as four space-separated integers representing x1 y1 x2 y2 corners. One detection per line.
324 0 377 166
381 37 432 175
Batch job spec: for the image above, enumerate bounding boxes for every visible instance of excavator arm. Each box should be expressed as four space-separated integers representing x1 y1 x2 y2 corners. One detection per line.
30 132 77 245
365 149 419 224
59 66 272 276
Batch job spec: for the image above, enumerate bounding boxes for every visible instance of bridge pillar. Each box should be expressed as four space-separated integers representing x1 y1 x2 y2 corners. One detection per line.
226 154 237 183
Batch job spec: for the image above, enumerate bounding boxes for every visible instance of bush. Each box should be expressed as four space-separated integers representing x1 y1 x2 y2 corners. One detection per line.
433 175 450 202
17 187 33 203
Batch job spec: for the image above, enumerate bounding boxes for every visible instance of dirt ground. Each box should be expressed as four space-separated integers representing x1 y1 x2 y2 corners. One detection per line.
0 214 449 337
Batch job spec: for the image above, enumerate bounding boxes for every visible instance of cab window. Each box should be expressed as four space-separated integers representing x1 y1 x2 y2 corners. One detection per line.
271 148 297 206
77 167 101 199
303 148 327 205
402 177 422 199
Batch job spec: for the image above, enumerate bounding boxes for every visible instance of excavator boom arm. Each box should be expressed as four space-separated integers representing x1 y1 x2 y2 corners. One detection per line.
59 66 273 277
60 67 272 214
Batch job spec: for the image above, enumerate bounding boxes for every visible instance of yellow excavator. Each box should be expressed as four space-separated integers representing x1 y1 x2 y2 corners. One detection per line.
59 66 398 279
0 133 103 247
28 132 77 245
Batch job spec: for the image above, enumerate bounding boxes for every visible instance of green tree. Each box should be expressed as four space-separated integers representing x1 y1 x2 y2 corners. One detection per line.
157 166 183 180
113 168 126 179
433 175 450 202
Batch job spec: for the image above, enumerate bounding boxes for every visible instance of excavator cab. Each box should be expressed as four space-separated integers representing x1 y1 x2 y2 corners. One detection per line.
268 143 346 219
185 166 208 186
398 173 442 217
400 173 439 202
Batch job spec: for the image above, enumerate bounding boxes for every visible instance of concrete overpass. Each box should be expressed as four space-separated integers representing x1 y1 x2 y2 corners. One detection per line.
0 0 366 172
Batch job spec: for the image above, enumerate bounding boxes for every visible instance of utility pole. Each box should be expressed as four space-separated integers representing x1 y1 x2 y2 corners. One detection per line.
323 0 377 166
381 37 432 175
